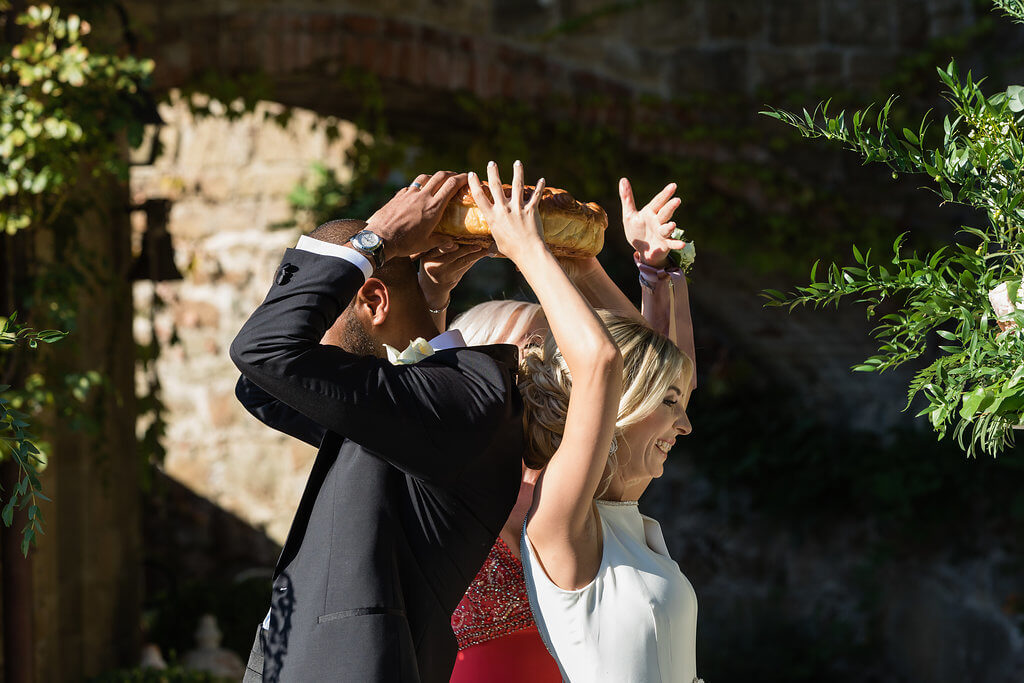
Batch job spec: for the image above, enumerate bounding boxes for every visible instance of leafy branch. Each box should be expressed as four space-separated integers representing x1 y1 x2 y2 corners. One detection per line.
0 314 65 555
761 2 1024 457
993 0 1024 23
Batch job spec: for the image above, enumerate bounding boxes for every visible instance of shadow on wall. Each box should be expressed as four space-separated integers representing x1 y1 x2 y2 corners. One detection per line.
142 470 282 659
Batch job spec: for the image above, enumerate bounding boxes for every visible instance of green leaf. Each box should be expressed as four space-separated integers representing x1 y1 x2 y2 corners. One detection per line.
21 529 33 556
937 64 955 88
960 387 990 419
1 498 14 527
1007 365 1024 389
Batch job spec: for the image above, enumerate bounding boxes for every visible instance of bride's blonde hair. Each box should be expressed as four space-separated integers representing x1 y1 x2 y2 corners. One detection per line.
450 300 544 346
518 310 692 474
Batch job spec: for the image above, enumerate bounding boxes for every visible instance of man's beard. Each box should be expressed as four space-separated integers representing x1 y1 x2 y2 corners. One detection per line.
338 309 380 358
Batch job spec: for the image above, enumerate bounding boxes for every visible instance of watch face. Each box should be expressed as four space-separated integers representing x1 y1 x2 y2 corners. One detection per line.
354 231 381 250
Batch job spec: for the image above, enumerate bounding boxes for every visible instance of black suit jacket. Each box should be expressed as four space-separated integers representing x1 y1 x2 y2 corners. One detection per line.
229 249 523 682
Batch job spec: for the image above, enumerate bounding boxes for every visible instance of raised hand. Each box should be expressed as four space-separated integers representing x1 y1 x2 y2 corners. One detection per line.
417 243 488 312
466 160 546 264
619 177 686 269
365 171 467 262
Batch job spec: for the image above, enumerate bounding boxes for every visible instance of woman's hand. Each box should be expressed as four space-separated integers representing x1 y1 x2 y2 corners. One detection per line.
619 177 686 269
467 160 547 264
417 243 488 311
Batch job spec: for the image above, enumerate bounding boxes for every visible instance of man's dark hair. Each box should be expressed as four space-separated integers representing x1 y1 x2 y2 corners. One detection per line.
309 219 420 300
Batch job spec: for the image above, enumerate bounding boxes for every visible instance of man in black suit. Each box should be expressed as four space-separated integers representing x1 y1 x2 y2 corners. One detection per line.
231 172 524 682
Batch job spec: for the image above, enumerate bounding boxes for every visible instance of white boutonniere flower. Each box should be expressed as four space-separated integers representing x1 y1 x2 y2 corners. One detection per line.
383 337 435 365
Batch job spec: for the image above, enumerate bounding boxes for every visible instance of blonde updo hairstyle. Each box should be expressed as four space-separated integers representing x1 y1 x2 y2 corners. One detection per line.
450 300 545 346
518 311 692 482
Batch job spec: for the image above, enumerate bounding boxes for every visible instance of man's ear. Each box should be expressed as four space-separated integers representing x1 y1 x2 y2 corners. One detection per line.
355 278 390 327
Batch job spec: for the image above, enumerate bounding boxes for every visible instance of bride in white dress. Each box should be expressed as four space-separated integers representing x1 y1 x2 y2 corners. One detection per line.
467 162 701 683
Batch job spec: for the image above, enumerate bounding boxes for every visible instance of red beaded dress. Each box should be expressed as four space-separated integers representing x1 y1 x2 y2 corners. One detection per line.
449 537 561 682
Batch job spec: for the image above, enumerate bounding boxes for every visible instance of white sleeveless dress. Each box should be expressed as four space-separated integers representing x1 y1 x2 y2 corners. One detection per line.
521 500 701 683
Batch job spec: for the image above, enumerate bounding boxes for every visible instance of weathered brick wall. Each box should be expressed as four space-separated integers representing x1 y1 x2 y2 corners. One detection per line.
121 0 977 119
131 94 357 544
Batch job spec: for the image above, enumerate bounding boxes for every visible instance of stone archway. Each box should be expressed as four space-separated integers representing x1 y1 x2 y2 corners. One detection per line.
117 0 976 430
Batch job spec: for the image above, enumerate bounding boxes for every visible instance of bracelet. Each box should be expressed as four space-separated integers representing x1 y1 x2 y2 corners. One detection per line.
427 298 450 315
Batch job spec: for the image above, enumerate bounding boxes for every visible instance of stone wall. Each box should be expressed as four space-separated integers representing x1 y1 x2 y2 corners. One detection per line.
118 0 979 137
130 94 357 544
127 0 978 96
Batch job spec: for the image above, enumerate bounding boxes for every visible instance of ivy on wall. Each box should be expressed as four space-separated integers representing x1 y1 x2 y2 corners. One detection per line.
0 3 152 233
0 2 153 552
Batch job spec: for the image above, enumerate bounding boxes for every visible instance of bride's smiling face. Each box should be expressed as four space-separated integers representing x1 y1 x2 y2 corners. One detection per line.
616 375 691 486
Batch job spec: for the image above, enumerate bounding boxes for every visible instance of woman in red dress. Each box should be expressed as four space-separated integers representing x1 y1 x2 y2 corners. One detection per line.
420 177 695 683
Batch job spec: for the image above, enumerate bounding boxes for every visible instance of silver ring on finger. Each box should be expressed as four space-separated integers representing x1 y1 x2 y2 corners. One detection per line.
409 181 422 190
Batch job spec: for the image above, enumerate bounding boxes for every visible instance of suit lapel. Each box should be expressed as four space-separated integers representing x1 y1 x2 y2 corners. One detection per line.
273 431 341 579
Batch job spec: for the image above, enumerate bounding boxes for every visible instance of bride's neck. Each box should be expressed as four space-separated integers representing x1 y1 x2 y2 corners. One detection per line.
598 474 651 503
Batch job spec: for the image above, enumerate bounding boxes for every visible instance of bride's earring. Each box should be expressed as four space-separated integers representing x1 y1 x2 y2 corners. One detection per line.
609 435 619 456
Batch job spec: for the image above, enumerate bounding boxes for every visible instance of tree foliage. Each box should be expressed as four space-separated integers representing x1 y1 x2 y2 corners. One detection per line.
1 2 153 233
762 2 1024 456
0 2 153 552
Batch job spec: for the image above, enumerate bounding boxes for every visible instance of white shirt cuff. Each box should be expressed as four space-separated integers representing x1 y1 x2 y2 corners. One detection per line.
296 235 374 281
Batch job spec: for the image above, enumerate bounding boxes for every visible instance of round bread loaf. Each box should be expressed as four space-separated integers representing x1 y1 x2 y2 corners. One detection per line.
436 183 607 258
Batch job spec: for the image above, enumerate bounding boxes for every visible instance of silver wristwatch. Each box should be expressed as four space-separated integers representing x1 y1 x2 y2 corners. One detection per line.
348 230 386 269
